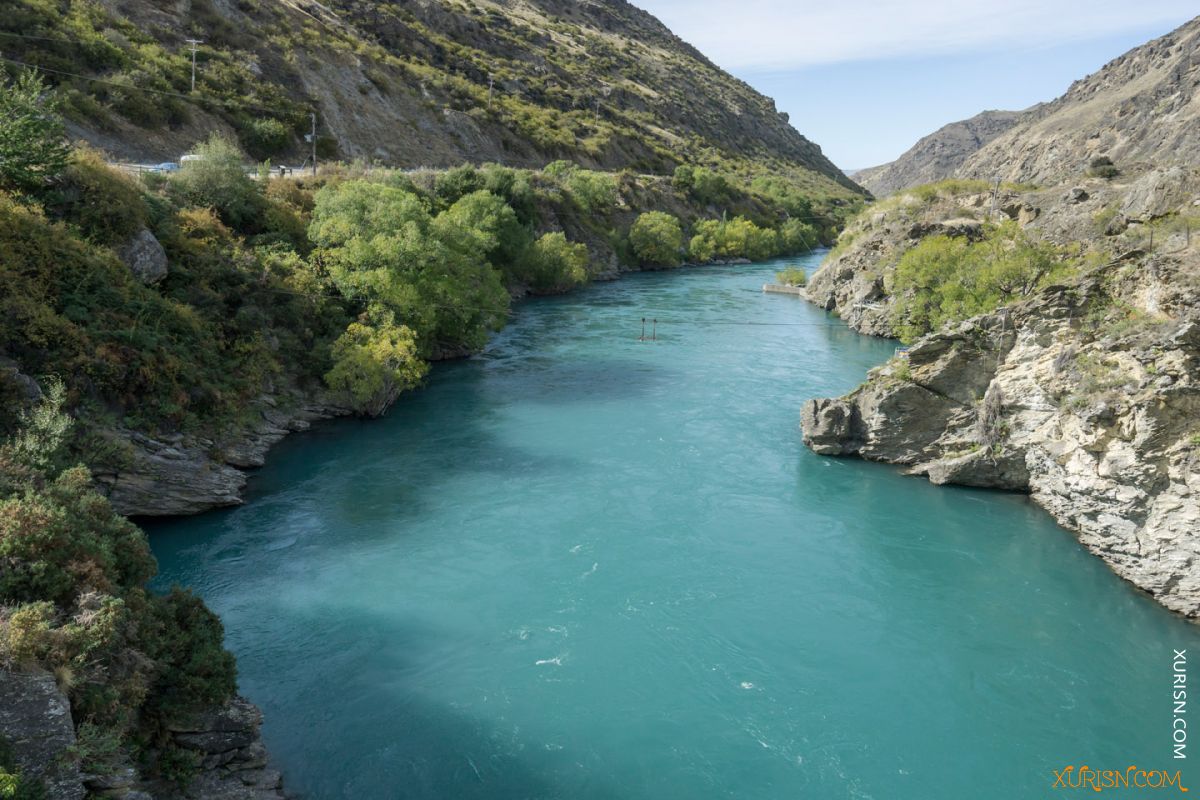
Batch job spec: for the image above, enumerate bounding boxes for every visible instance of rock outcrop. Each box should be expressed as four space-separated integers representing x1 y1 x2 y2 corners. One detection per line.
855 110 1024 197
0 671 286 800
0 671 85 800
799 171 1200 617
96 391 350 517
959 16 1200 185
159 697 286 800
118 229 169 286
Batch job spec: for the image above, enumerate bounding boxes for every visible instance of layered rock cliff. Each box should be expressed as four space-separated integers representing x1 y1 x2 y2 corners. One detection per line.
800 172 1200 616
0 670 282 800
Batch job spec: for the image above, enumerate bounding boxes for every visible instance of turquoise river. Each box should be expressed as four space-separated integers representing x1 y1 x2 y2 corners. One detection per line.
149 253 1200 799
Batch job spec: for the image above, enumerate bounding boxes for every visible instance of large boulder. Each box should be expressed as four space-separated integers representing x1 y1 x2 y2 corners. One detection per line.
118 228 168 285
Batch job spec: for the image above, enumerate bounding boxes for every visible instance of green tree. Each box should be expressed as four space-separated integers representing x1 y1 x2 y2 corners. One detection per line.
168 134 264 230
309 180 510 355
516 232 589 293
0 70 69 194
629 211 683 267
324 310 428 417
890 222 1077 342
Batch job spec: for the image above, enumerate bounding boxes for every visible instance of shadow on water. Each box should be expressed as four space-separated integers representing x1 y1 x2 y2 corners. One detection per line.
244 604 617 800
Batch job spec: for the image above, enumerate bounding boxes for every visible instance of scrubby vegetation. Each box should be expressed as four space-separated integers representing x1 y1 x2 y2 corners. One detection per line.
775 267 807 287
0 0 865 201
629 211 683 267
0 383 236 782
889 221 1081 342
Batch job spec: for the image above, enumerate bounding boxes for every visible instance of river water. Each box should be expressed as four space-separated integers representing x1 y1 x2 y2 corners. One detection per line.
149 253 1199 799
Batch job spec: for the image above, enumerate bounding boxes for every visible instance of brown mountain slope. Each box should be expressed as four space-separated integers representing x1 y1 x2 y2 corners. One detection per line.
959 15 1200 184
5 0 860 195
854 109 1024 196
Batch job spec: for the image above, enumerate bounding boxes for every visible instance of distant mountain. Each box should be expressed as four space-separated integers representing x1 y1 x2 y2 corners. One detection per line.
4 0 860 195
854 110 1024 196
959 15 1200 184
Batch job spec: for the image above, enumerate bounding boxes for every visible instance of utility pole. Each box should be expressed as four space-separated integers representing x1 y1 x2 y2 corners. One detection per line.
487 73 494 110
185 39 203 91
989 176 1001 220
309 112 317 177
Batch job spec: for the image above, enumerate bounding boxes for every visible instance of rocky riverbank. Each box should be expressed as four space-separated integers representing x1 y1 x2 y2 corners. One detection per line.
0 669 285 800
799 173 1200 617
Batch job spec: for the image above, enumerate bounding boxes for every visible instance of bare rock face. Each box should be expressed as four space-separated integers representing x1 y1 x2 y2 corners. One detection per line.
0 670 85 800
959 17 1200 184
118 228 169 285
802 266 1200 617
162 697 286 800
855 109 1024 197
96 392 350 517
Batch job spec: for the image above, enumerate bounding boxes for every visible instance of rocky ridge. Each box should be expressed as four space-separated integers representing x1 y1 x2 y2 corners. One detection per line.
854 110 1024 197
800 171 1200 616
959 16 1200 184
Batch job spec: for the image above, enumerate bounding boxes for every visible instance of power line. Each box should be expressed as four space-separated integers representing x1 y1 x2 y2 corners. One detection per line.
185 38 203 92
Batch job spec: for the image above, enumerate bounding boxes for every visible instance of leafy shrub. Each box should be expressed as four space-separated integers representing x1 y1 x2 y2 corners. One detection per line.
688 216 780 262
890 221 1078 342
434 164 483 208
779 219 819 254
629 211 683 267
48 147 147 245
672 165 694 193
516 232 589 293
1087 156 1120 180
689 168 733 206
775 267 807 286
238 117 292 160
564 169 618 213
324 312 427 417
168 135 265 230
309 180 510 356
0 70 69 195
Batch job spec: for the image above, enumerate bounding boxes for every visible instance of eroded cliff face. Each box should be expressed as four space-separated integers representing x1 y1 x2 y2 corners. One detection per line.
959 16 1200 185
0 670 281 800
95 391 351 517
854 110 1024 197
800 175 1200 616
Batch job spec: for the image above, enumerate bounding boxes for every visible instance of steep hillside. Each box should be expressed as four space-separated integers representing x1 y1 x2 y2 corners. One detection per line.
959 15 1200 184
1 0 860 196
801 172 1200 616
854 110 1023 196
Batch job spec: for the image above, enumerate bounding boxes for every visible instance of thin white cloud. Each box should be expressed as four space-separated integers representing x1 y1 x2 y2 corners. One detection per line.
635 0 1197 71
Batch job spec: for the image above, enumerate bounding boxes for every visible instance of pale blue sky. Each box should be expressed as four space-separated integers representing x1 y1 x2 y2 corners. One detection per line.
633 1 1197 170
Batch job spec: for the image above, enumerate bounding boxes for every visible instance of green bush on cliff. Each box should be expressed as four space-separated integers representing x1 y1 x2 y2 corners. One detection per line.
309 179 510 357
629 211 683 267
168 135 266 232
889 221 1079 342
324 310 428 417
775 267 807 286
0 387 237 774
